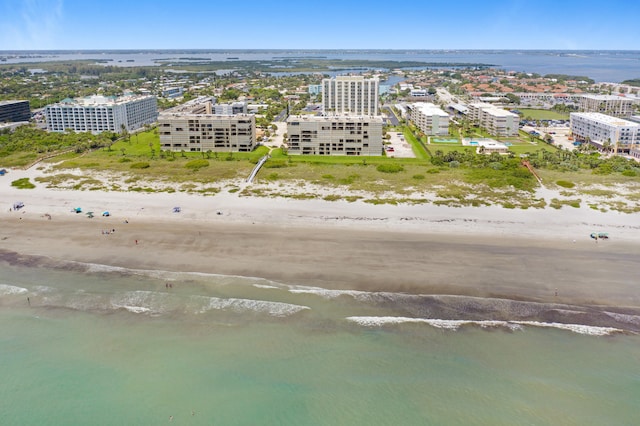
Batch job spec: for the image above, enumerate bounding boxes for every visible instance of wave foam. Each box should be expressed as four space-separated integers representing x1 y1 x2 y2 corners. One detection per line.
194 295 310 317
512 321 625 336
0 284 29 295
253 284 280 290
288 285 374 301
114 305 152 314
346 316 522 330
347 316 626 335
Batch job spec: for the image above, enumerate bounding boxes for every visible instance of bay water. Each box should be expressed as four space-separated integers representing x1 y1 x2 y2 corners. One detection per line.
1 259 639 425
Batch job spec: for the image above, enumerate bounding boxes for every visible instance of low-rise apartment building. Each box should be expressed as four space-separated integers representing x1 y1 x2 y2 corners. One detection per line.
158 97 255 152
409 102 449 136
286 115 383 156
570 112 639 152
579 94 635 118
45 94 157 133
467 103 519 137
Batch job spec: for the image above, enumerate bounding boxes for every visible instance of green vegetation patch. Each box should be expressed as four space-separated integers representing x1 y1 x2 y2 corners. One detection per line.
11 177 36 189
518 108 569 120
184 159 210 171
377 164 404 173
130 162 150 169
556 180 575 188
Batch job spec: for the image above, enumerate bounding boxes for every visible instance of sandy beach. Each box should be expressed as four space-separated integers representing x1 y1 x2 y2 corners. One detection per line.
2 165 640 316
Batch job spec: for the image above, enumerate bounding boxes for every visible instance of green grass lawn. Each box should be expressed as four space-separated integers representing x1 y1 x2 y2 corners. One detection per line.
518 108 570 120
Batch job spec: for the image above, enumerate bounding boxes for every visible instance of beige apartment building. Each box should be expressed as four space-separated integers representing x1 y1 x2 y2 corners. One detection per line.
158 97 255 152
579 94 635 118
286 115 383 156
467 103 519 137
322 76 380 116
409 102 450 136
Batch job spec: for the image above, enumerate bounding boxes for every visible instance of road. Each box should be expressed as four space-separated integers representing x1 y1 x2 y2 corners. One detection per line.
382 105 400 126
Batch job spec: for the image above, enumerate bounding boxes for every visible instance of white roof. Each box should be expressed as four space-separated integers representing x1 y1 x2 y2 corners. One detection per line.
571 112 640 127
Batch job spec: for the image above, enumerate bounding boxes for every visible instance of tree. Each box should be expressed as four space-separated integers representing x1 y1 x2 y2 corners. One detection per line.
120 124 129 144
505 93 521 104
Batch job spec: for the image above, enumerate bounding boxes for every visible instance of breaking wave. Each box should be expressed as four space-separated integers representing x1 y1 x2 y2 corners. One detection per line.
0 284 29 295
346 316 627 336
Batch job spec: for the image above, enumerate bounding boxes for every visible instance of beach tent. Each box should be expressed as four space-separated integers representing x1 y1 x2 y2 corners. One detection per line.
102 211 110 217
74 207 82 213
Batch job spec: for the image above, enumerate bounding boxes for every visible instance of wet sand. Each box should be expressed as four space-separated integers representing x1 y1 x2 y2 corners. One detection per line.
2 214 639 312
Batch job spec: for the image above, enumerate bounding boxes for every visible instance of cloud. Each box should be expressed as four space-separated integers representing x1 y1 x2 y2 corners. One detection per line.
0 0 64 49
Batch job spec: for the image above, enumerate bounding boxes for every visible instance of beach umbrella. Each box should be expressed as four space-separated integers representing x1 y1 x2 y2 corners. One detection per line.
102 211 110 216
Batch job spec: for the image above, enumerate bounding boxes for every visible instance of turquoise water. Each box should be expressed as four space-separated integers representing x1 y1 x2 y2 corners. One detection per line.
1 260 639 425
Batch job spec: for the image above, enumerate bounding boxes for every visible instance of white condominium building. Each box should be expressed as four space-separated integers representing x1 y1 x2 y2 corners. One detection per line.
45 94 157 133
410 102 450 136
159 97 255 153
286 115 383 156
467 103 519 137
570 112 639 152
579 94 635 118
322 76 379 116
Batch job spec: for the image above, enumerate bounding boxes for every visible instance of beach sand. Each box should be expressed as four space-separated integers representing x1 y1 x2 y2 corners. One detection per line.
2 165 640 319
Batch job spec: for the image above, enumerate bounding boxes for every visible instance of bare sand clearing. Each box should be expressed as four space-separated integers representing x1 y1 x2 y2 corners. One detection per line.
1 165 640 312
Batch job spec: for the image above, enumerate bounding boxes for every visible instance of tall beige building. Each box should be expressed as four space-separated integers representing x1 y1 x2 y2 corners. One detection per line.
159 97 255 152
286 115 383 156
322 76 379 116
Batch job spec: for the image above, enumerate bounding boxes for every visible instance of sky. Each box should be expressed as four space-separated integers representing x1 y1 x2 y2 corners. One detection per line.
1 0 639 50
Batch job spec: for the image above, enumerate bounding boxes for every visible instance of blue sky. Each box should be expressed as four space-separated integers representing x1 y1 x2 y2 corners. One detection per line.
1 0 639 50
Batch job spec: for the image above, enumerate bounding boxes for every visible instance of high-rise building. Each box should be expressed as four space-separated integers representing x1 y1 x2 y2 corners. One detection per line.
286 115 383 156
0 100 31 123
322 76 379 116
570 112 639 152
45 94 157 133
159 97 256 153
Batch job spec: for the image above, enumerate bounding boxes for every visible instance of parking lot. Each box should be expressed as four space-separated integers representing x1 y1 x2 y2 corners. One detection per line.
385 132 416 158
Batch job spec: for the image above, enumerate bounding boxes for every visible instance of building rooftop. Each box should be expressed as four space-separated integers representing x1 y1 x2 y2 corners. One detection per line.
412 102 448 117
581 94 633 101
0 100 29 106
571 112 640 127
287 114 384 123
50 94 154 107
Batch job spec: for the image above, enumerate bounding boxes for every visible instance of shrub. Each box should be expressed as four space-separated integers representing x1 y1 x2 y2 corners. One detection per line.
426 168 440 174
264 160 287 168
556 180 575 188
621 169 637 177
376 164 404 173
130 162 150 169
412 174 425 180
185 159 209 171
118 157 132 163
11 178 35 189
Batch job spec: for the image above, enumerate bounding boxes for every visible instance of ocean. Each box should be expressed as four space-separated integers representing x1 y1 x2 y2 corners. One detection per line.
1 49 639 82
1 257 639 425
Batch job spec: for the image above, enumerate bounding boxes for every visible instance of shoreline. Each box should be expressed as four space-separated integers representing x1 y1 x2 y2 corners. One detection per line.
2 166 640 318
